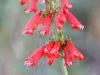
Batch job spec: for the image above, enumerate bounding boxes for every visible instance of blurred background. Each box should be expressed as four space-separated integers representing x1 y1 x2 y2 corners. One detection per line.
0 0 100 75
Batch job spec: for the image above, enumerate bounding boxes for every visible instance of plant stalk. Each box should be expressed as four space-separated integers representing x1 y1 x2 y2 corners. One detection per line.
55 22 68 75
50 0 69 75
59 58 68 75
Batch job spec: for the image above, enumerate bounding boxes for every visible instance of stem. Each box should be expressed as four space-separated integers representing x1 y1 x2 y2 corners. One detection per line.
55 25 68 75
55 25 58 41
56 0 59 6
50 0 68 75
59 58 68 75
50 0 55 10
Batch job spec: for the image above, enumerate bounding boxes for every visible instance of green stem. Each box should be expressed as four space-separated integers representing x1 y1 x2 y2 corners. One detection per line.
55 26 68 75
50 0 55 10
50 0 68 75
56 0 59 6
59 58 68 75
55 26 58 41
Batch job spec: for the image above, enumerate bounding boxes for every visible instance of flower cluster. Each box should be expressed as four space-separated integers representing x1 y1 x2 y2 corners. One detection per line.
20 0 84 67
25 39 83 67
21 0 84 36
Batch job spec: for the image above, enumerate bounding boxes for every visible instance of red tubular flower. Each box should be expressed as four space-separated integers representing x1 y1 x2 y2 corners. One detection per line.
22 11 42 35
62 45 73 66
59 8 66 24
47 55 55 65
64 10 84 30
47 41 61 65
44 40 55 56
24 0 38 13
45 41 61 65
65 40 84 61
24 45 45 67
50 41 61 58
39 14 51 35
54 13 62 30
60 0 73 9
20 0 28 5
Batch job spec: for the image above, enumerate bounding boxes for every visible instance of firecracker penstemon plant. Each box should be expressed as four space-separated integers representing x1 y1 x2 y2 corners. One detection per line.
20 0 84 75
